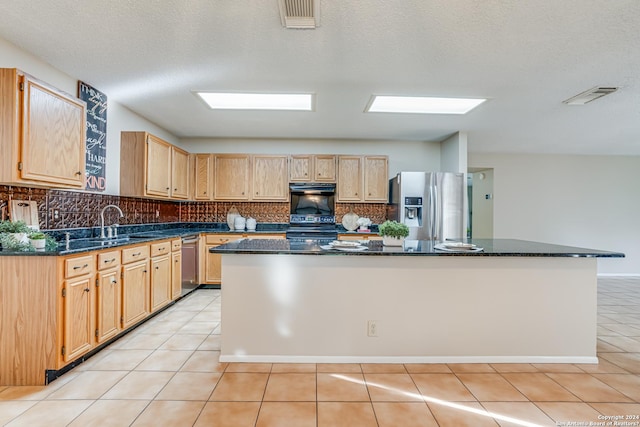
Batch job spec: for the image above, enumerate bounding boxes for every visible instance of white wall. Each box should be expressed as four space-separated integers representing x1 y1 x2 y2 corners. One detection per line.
0 37 177 195
182 138 442 179
440 132 468 173
470 169 494 239
469 153 639 275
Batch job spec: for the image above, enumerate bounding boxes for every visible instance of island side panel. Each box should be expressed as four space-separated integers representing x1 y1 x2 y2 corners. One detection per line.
0 256 59 385
220 254 597 363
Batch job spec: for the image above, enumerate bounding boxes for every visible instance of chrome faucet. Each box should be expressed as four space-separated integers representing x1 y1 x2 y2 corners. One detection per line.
100 204 124 239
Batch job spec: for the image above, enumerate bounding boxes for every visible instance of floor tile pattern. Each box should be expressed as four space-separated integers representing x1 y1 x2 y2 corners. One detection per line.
0 276 639 426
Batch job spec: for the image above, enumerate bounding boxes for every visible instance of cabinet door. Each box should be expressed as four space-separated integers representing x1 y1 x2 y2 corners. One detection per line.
96 268 121 343
171 251 182 300
204 246 222 284
194 154 213 200
253 155 288 201
214 154 250 200
363 156 388 202
150 256 171 312
62 275 94 362
337 156 363 201
146 135 171 197
171 147 189 199
21 75 86 188
121 260 150 329
289 155 311 182
314 155 336 182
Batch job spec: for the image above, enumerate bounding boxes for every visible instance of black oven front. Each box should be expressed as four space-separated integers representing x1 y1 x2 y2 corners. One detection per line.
287 183 337 240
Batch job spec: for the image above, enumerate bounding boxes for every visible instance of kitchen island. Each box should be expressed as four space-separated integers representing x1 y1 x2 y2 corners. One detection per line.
212 238 623 364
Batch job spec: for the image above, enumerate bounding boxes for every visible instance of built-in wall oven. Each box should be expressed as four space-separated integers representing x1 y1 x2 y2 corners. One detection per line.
286 183 338 240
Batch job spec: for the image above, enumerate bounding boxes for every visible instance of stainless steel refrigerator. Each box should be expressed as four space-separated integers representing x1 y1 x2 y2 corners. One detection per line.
388 172 465 241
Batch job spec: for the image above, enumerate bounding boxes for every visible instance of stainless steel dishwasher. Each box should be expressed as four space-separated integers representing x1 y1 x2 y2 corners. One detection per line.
181 234 199 295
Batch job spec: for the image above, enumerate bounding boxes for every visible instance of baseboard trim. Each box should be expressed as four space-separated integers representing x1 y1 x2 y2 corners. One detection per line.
219 355 599 364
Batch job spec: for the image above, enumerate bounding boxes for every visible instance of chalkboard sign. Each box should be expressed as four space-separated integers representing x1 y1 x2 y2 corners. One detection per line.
78 81 107 191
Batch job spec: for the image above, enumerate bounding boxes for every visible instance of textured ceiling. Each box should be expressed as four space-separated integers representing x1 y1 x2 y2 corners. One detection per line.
1 0 639 154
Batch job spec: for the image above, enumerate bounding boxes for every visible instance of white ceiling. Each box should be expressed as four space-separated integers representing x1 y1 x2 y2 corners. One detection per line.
1 0 639 155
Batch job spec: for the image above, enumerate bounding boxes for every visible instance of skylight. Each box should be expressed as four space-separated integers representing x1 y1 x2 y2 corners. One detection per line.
195 92 314 111
366 95 486 114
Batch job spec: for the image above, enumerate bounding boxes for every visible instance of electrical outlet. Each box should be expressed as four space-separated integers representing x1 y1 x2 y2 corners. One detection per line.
367 320 378 337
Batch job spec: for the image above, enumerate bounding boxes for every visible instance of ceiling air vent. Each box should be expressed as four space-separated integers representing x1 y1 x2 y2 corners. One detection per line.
278 0 320 29
562 87 618 105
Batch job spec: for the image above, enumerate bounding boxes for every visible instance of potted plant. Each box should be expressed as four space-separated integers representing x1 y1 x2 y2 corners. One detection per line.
378 220 409 246
0 220 30 244
28 231 47 250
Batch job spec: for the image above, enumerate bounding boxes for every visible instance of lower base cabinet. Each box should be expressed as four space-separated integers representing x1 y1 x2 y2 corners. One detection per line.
1 237 187 386
61 263 96 363
200 233 286 285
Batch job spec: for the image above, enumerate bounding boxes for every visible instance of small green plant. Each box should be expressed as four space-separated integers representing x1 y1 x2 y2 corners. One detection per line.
28 231 47 240
0 233 34 252
0 220 30 234
378 220 409 239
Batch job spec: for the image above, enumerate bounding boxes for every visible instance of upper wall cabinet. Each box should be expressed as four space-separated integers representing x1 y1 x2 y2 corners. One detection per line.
253 155 288 201
0 68 86 189
171 146 189 199
193 153 213 200
337 155 388 203
213 154 251 201
120 131 188 200
289 155 336 182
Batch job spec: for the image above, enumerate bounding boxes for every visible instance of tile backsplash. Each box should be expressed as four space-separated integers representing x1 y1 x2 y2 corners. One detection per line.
0 185 388 229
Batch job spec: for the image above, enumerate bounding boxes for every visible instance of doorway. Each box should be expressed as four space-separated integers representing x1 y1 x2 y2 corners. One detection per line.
467 168 494 239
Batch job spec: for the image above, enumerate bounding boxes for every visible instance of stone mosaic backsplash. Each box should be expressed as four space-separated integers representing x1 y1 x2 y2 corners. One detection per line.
0 185 388 229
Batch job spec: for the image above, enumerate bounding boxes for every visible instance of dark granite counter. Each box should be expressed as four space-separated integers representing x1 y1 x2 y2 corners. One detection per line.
211 238 625 258
0 222 289 256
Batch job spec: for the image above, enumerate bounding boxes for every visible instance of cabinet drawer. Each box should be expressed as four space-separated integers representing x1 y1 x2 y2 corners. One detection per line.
150 240 171 257
171 239 182 251
64 255 95 278
122 245 150 264
204 234 240 245
97 250 121 270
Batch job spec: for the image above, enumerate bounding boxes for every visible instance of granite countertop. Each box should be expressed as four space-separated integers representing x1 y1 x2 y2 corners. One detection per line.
210 238 625 258
0 222 290 256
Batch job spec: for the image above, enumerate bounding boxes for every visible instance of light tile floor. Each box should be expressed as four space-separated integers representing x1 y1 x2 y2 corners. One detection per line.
1 277 639 426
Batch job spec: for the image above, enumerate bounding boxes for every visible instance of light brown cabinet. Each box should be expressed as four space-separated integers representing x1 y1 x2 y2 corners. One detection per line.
289 154 336 182
171 147 190 199
121 244 150 329
171 250 182 300
363 156 389 202
120 132 189 200
150 240 172 311
60 254 96 363
337 156 363 201
200 233 287 285
253 155 288 201
95 250 121 344
213 154 251 200
145 134 172 197
193 153 213 200
337 155 388 203
0 68 86 189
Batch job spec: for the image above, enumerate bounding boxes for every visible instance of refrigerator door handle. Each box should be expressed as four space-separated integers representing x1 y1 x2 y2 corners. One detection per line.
433 178 439 241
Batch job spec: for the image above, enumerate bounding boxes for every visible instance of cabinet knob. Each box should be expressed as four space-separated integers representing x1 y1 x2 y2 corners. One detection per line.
75 171 82 176
143 269 147 273
84 288 90 292
166 187 170 190
155 266 159 270
204 191 206 194
304 173 307 176
111 279 117 284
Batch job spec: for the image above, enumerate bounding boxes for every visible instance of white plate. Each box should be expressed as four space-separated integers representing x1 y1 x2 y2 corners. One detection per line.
321 244 368 252
443 242 476 250
435 243 483 252
330 240 361 248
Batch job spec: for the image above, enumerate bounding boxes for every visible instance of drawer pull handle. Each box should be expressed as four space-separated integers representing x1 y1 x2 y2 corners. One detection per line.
133 252 141 256
104 258 116 263
73 264 88 270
